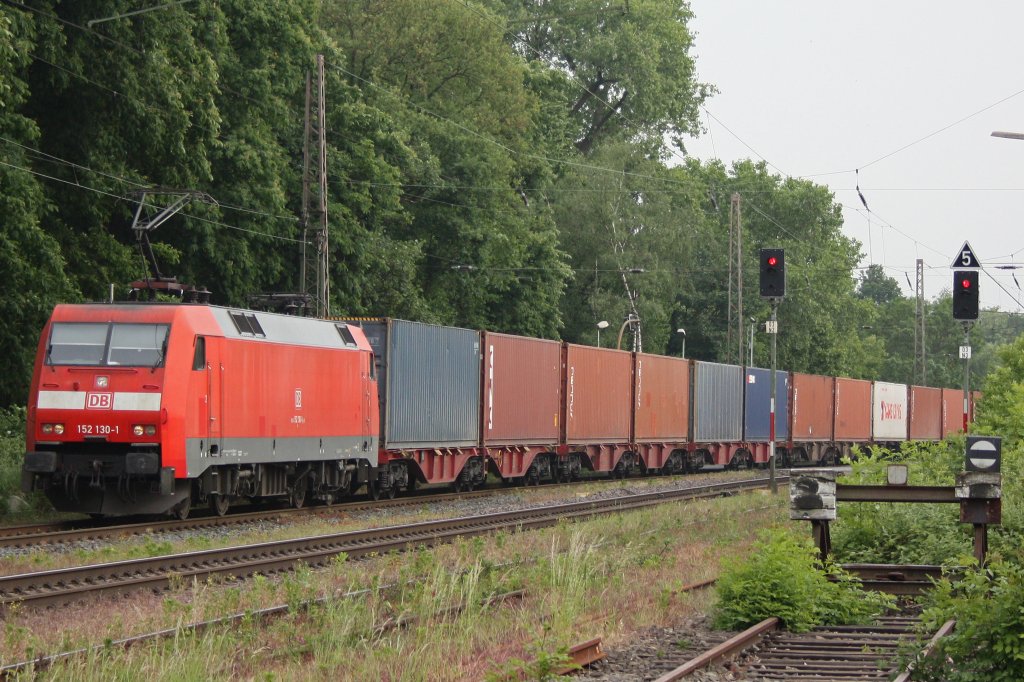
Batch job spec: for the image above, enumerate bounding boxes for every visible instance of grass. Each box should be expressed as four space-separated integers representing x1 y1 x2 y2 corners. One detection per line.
0 469 764 576
1 490 787 680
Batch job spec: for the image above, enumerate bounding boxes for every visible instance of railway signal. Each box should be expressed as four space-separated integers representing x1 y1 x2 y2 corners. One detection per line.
965 436 1001 473
953 270 979 320
759 248 786 299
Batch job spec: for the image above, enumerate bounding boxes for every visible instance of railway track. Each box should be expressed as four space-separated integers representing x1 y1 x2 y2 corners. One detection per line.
652 611 955 681
0 476 779 608
0 469 785 550
0 486 503 550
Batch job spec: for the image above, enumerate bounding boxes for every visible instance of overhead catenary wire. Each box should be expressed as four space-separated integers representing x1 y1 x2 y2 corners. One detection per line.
0 135 299 223
0 158 307 244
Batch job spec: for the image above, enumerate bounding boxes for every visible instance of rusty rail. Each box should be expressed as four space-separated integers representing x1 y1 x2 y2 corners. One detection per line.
892 619 956 682
651 617 780 682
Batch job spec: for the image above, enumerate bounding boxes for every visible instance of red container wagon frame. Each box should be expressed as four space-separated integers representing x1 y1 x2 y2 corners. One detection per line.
632 353 691 475
482 332 564 485
558 344 636 478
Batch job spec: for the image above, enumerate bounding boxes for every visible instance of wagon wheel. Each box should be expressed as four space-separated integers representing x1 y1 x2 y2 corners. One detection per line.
172 493 191 520
526 465 540 486
406 478 419 494
210 493 230 517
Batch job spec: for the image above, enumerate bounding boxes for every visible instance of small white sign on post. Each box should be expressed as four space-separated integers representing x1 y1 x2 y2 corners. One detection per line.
765 320 778 334
959 345 972 360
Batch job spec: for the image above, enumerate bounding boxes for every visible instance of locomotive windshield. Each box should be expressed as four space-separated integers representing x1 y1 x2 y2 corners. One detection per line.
47 323 170 367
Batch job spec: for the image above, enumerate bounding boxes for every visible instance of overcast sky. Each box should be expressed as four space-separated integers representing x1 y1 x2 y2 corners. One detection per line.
680 1 1024 313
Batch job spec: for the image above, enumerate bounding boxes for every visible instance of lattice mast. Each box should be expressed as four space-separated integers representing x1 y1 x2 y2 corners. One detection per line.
301 54 329 317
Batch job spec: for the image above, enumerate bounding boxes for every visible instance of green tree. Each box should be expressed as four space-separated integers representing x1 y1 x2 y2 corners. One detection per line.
493 0 714 154
0 7 76 406
857 264 903 305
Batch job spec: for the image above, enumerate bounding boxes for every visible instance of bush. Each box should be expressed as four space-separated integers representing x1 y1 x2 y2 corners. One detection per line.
831 441 1024 564
0 406 50 519
712 528 893 633
0 406 27 497
913 558 1024 682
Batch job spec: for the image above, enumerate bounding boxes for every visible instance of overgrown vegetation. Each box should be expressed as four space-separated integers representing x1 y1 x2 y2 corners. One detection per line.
911 559 1024 682
712 528 893 633
0 406 48 521
0 492 786 679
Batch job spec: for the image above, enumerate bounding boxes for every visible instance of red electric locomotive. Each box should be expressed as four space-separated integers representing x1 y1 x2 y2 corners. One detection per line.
22 304 379 517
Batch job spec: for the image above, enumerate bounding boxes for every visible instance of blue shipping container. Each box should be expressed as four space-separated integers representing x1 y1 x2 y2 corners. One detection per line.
693 361 744 442
743 367 790 441
342 319 481 449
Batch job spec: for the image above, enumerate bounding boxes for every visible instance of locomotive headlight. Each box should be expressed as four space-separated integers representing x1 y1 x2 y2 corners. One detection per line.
42 424 53 434
52 424 64 435
144 425 156 436
133 425 145 436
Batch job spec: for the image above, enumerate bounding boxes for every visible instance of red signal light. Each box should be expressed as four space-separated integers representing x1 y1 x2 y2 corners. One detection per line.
961 278 972 289
767 256 778 267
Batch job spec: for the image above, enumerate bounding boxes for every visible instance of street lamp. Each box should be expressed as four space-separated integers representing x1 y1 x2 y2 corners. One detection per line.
596 320 609 347
992 131 1024 141
617 314 639 350
677 328 686 358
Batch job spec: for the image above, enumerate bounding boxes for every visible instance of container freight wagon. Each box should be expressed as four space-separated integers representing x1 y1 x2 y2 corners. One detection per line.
941 388 965 437
560 344 634 476
832 377 872 461
691 361 744 467
632 353 690 474
909 386 943 441
872 381 909 444
743 367 790 466
788 372 835 465
344 318 484 492
482 332 563 483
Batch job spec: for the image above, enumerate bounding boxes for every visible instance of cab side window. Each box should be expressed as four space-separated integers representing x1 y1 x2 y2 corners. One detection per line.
193 337 206 370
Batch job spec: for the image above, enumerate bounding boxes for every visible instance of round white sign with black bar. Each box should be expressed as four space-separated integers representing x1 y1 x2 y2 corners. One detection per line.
966 436 1001 472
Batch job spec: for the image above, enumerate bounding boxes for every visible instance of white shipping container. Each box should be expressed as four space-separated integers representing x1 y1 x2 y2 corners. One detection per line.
872 381 908 440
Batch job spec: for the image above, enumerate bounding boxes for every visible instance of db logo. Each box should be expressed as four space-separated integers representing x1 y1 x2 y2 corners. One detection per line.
86 392 113 409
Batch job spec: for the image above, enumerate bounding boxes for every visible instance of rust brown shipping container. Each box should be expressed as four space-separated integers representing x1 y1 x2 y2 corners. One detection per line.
941 388 965 437
633 353 689 442
834 377 872 441
909 386 942 441
791 372 834 442
563 344 632 444
481 332 562 446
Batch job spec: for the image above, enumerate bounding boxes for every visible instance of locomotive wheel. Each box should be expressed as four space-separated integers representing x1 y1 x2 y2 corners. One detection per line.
368 482 382 501
290 484 307 509
386 484 397 500
173 494 191 520
210 494 230 517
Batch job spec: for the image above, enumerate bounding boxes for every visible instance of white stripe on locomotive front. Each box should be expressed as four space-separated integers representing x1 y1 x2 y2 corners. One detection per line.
38 391 161 411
